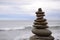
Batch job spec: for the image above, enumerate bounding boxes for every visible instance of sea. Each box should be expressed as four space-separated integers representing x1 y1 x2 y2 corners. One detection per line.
0 20 60 40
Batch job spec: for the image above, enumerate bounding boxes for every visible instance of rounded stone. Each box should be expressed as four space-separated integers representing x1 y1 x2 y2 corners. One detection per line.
36 11 44 14
33 25 48 29
37 16 44 19
38 8 42 11
30 35 54 40
35 19 46 22
36 14 45 17
34 21 48 25
32 28 52 36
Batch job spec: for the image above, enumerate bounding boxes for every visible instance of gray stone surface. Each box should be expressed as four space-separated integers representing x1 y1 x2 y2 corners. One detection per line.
32 28 52 36
30 35 54 40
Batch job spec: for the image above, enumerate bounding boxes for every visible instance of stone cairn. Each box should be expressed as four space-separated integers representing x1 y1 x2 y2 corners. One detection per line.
30 8 54 40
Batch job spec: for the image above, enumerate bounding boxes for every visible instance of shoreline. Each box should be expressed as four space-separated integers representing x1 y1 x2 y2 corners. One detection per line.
0 26 60 40
0 26 60 31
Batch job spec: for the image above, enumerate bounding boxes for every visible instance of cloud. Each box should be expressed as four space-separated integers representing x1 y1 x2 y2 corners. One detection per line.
0 0 60 20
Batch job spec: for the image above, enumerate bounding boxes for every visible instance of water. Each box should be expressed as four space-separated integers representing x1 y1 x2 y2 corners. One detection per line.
0 20 60 40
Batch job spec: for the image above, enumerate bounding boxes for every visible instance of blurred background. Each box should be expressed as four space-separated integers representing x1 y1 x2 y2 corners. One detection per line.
0 0 60 40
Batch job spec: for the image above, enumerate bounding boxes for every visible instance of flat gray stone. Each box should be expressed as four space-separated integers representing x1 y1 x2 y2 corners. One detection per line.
32 28 52 36
34 21 48 25
33 25 48 29
30 35 54 40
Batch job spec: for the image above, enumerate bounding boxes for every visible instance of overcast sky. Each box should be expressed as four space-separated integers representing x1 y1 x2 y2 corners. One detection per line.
0 0 60 20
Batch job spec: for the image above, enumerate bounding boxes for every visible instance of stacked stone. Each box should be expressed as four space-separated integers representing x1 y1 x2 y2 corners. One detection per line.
30 8 54 40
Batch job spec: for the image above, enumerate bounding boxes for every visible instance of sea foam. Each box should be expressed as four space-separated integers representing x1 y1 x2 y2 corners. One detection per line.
0 27 25 31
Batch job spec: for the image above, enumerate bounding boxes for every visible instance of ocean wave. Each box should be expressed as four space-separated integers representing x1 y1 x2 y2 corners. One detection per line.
0 27 25 31
0 26 60 31
49 26 60 28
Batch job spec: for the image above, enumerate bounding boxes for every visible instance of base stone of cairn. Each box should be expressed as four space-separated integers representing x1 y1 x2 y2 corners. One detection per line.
30 8 54 40
30 35 54 40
